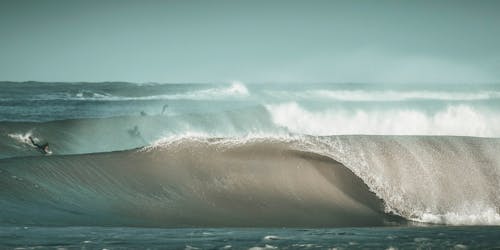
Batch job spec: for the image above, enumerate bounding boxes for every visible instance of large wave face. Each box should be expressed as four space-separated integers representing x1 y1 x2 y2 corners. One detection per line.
0 139 396 227
1 82 499 227
0 136 499 227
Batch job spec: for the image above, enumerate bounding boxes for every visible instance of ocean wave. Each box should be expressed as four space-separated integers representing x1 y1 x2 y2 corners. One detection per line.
0 137 393 227
303 135 500 226
266 102 500 137
1 135 499 226
2 102 500 159
68 82 249 101
155 81 249 100
0 82 250 102
0 107 282 158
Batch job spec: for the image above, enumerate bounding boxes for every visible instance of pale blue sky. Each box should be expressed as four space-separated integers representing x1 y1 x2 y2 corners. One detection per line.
1 0 499 83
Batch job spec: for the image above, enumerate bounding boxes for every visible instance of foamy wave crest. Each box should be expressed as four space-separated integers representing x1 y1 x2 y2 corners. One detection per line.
266 102 500 137
267 90 500 101
157 81 249 100
7 132 33 144
76 82 249 101
308 136 500 225
418 209 500 225
14 82 250 101
2 135 499 226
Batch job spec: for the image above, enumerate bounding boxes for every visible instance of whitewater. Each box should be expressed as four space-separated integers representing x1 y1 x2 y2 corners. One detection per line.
1 81 500 248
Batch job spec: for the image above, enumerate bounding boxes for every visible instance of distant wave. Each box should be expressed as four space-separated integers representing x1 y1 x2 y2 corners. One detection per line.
84 81 249 101
266 89 500 101
0 82 249 101
2 102 500 159
1 135 499 227
157 81 249 100
0 107 280 158
69 82 249 101
266 102 500 137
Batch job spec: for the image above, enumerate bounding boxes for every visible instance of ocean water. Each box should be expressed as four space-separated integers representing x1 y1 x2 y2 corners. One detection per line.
2 226 500 249
1 81 500 248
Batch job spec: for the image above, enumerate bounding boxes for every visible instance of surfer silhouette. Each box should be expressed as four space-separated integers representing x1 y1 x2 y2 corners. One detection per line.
161 104 168 115
29 136 51 155
128 126 141 137
127 126 147 144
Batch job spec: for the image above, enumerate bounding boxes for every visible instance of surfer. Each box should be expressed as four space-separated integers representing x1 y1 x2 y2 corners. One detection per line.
161 104 168 115
28 136 51 155
128 125 141 137
127 125 147 144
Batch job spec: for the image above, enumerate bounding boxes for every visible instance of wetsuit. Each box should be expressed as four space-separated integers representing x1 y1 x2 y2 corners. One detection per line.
29 137 49 154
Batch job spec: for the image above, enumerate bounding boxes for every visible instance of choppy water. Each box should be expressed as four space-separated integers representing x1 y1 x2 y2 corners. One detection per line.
2 226 500 249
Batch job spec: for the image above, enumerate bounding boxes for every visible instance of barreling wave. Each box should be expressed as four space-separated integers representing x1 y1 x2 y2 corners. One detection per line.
0 138 396 227
0 135 499 227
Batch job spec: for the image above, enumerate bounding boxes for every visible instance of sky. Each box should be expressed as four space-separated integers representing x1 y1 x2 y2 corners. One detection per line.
0 0 499 83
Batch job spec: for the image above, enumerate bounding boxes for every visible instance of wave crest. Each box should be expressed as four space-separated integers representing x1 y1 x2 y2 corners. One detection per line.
266 102 500 137
1 135 499 226
266 89 500 101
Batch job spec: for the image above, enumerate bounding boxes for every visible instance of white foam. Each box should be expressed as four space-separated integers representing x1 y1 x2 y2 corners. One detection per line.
417 208 500 225
226 81 249 95
71 82 249 101
266 89 500 101
248 245 278 250
143 132 299 152
307 135 500 226
12 82 250 101
263 235 281 241
266 102 500 137
7 132 33 144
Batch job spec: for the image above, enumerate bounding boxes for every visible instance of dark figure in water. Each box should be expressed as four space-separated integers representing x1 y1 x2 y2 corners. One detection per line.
128 126 141 137
161 104 169 115
29 136 51 155
140 111 148 116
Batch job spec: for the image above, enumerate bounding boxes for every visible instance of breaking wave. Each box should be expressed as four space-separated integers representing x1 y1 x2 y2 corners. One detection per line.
266 102 500 137
1 136 499 227
66 82 249 101
266 89 500 101
2 81 500 227
2 102 500 158
0 138 394 227
0 82 249 101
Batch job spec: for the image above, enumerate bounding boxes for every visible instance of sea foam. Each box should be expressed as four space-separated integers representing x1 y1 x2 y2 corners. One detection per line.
266 102 500 137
